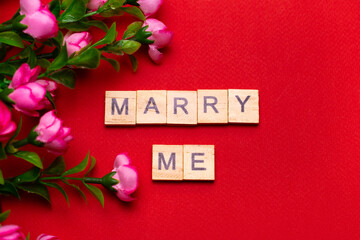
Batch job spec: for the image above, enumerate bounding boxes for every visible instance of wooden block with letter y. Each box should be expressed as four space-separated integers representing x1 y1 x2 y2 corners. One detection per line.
183 145 215 180
105 91 137 125
228 89 259 124
152 145 183 180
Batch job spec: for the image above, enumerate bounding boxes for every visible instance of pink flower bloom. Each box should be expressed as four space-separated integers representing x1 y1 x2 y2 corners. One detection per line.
64 32 92 56
87 0 107 11
36 234 59 240
143 18 173 64
34 111 73 155
20 0 58 39
0 225 26 240
0 101 16 141
9 64 56 117
112 153 138 202
138 0 162 17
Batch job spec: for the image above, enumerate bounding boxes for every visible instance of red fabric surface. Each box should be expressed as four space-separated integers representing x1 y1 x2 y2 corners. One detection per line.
1 1 360 239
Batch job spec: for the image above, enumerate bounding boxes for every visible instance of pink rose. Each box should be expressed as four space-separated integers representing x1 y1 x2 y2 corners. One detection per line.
143 18 173 64
36 234 59 240
9 64 56 117
0 225 26 240
112 153 138 202
20 0 58 39
64 32 92 56
87 0 108 11
0 101 16 141
34 110 73 155
138 0 162 17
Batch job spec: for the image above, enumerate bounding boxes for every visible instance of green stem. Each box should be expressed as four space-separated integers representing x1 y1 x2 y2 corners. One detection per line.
0 24 13 33
83 11 99 18
84 177 102 184
40 176 102 184
12 138 29 148
8 52 56 64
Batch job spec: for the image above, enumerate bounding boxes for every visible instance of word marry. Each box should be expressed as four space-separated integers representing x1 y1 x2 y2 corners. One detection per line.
105 89 259 125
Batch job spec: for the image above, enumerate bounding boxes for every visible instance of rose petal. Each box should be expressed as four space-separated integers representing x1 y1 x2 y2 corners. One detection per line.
151 30 173 48
21 10 58 39
116 190 135 202
9 63 31 89
114 166 138 193
148 45 163 64
114 153 131 168
138 0 162 17
20 0 41 15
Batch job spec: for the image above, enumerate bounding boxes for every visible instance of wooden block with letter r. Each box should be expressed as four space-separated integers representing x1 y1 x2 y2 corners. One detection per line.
152 145 184 180
183 145 215 180
197 89 228 124
105 91 137 125
228 89 259 124
137 90 167 124
167 91 197 125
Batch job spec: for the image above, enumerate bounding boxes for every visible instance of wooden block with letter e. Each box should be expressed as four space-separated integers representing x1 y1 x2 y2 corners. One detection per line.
197 89 228 124
152 145 183 180
167 91 197 125
105 91 137 125
228 89 259 124
137 90 167 124
183 145 215 180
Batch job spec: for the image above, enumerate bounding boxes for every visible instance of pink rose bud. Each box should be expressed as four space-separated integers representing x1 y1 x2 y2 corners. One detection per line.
0 101 16 141
36 234 59 240
138 0 162 17
0 225 26 240
8 64 56 117
63 32 92 56
34 111 73 155
112 153 138 202
87 0 108 11
143 18 173 64
20 0 58 39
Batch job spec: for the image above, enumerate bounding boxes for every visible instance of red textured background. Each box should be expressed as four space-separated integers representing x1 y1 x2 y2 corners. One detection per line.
1 0 360 239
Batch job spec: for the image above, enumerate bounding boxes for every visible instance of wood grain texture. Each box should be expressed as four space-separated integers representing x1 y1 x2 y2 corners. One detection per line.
105 91 137 125
167 91 197 125
197 89 228 124
152 145 184 180
183 145 215 180
136 90 167 124
228 89 259 124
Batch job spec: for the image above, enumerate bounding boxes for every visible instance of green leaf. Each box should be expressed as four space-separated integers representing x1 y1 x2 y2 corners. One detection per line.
41 181 69 206
26 233 30 240
0 181 19 198
87 20 109 32
0 210 10 223
62 179 87 203
37 59 51 69
0 63 16 76
48 68 76 89
62 20 108 32
85 156 96 176
99 0 126 17
13 151 43 169
13 167 41 184
0 31 24 48
52 31 64 50
45 91 56 109
0 43 7 62
121 40 141 55
43 156 66 175
67 48 101 69
5 117 21 152
62 152 89 176
49 44 68 71
101 55 120 72
129 55 138 72
59 0 87 23
83 182 104 207
17 182 50 202
120 6 145 21
49 0 61 18
123 21 142 39
0 169 3 185
92 23 117 48
27 46 37 68
0 88 14 105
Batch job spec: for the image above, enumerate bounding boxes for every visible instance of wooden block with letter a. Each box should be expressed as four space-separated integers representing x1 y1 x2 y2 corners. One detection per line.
105 91 137 125
152 145 183 180
197 89 228 124
183 145 215 180
167 91 197 125
228 89 259 124
137 90 167 124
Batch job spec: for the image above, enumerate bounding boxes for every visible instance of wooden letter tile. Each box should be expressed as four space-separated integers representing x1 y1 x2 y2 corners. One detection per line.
197 89 228 124
183 145 215 180
137 90 167 124
167 91 197 125
152 145 183 180
105 91 137 125
228 89 259 124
